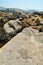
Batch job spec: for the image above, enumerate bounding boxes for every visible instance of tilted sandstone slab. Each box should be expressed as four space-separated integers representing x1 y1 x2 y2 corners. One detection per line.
0 27 43 65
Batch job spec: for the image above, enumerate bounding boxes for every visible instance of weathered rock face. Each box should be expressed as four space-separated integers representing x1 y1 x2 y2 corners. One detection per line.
4 19 22 33
0 11 18 42
17 12 28 19
0 27 43 65
3 19 23 41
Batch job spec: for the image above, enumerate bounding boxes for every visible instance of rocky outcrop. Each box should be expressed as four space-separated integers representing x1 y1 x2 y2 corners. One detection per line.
0 14 43 46
0 9 43 65
0 27 43 65
0 10 43 48
3 19 23 41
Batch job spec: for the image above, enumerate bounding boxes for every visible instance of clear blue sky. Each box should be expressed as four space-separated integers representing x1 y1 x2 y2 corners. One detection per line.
0 0 43 11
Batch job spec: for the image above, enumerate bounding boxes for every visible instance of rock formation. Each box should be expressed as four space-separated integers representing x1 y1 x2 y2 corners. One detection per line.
0 27 43 65
0 10 43 47
0 9 43 65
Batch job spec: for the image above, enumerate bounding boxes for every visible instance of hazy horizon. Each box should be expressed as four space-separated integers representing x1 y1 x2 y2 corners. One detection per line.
0 0 43 11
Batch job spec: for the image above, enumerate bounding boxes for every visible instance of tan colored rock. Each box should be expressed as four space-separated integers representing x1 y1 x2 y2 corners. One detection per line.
0 27 43 65
4 19 22 34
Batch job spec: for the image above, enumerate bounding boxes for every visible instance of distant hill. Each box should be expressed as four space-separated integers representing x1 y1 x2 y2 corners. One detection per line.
0 6 6 10
27 9 38 14
0 7 38 14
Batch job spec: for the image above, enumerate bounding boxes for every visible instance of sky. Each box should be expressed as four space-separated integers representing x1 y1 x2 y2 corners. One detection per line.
0 0 43 11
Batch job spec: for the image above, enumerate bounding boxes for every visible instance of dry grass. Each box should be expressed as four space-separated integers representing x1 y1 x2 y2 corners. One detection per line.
22 15 43 31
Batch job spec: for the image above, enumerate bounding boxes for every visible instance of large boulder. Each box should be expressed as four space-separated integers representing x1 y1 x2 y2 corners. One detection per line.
3 19 23 39
4 19 23 33
0 19 23 47
18 12 28 19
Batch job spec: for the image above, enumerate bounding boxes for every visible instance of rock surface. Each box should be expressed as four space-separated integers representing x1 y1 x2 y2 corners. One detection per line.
4 19 22 34
0 27 43 65
3 19 23 40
